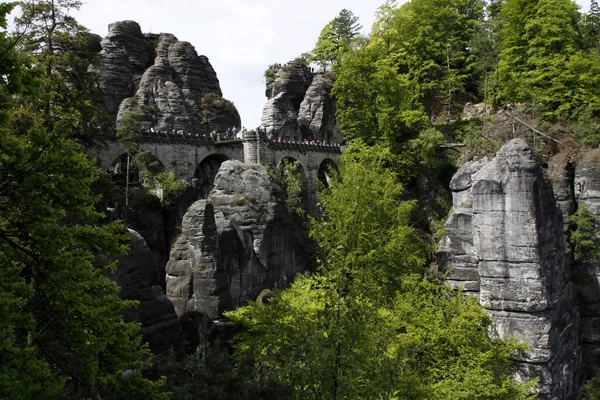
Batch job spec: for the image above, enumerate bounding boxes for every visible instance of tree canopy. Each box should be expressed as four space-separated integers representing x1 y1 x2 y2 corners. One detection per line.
227 145 533 399
310 9 362 70
0 3 164 398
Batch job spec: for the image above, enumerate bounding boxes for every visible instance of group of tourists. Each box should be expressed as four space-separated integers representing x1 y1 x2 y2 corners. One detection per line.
209 126 247 141
274 136 332 146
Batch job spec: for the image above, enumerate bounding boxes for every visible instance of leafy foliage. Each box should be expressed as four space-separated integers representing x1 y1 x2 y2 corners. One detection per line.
14 0 110 141
277 159 305 218
157 322 291 400
0 5 164 397
570 204 600 262
309 9 362 70
580 369 600 400
143 169 189 207
227 146 531 399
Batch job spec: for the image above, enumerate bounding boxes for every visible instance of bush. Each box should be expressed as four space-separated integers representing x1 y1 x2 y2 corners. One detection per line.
570 204 599 262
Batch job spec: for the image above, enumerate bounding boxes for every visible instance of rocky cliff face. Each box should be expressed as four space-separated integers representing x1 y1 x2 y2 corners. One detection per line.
438 139 583 399
97 21 240 134
114 229 181 357
165 160 309 321
574 151 600 378
262 62 342 143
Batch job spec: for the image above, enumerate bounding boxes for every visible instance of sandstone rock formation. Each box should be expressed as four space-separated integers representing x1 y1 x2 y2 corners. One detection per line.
96 21 154 117
114 229 181 357
438 139 582 399
262 62 342 143
297 73 342 144
574 153 600 378
96 21 240 134
166 160 308 320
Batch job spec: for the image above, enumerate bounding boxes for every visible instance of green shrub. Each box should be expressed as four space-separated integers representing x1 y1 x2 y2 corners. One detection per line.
570 204 599 262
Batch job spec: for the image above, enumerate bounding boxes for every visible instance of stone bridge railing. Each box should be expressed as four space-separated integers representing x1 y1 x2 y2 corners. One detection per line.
88 129 341 216
267 140 342 153
89 130 341 180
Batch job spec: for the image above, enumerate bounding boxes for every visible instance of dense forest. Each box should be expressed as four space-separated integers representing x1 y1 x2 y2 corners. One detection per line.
3 0 600 398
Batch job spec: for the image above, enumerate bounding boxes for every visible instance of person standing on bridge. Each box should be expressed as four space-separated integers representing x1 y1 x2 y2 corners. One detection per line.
232 127 237 139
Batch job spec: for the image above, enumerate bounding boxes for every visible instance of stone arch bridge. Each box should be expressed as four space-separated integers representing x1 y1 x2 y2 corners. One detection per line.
88 130 341 211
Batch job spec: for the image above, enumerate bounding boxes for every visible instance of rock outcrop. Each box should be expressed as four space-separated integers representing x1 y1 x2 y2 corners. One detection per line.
574 152 600 378
438 139 582 399
96 21 155 117
114 229 181 357
97 21 240 134
262 63 342 143
166 160 308 320
297 73 342 144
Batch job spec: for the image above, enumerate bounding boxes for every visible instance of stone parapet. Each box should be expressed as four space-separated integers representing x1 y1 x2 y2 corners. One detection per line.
267 140 342 153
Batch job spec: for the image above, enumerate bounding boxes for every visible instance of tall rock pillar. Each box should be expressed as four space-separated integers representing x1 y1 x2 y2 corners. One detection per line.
439 139 582 398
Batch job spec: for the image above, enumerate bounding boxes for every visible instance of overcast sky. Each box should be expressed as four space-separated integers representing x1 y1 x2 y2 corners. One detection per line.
67 0 382 129
32 0 596 128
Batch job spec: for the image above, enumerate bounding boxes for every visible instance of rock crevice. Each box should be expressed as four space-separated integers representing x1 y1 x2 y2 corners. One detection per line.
165 160 308 320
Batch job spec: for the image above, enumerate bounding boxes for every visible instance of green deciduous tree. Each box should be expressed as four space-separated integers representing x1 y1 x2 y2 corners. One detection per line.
523 0 581 118
570 203 600 262
332 0 483 153
496 0 600 120
227 145 531 399
277 159 306 218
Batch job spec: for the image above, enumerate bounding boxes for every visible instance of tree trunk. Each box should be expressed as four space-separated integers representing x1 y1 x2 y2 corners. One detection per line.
124 154 130 224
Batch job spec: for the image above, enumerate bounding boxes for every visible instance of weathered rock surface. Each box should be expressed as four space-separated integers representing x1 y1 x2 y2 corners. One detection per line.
96 21 154 117
97 20 240 134
262 62 340 143
297 72 342 144
166 160 308 320
114 229 181 357
437 158 487 293
261 92 302 141
438 139 582 399
574 155 600 377
462 102 491 120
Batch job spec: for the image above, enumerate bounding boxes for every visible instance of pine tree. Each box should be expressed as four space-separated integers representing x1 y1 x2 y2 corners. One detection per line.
590 0 600 54
14 0 110 142
309 9 362 70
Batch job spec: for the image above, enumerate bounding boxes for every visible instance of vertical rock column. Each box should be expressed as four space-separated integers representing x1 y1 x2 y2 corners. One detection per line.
165 200 232 320
574 161 600 377
437 159 488 294
471 139 580 398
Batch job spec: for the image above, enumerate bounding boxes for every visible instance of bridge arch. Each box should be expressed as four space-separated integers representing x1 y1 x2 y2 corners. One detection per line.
194 154 230 198
277 157 309 211
109 152 168 186
318 158 339 189
110 153 142 185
